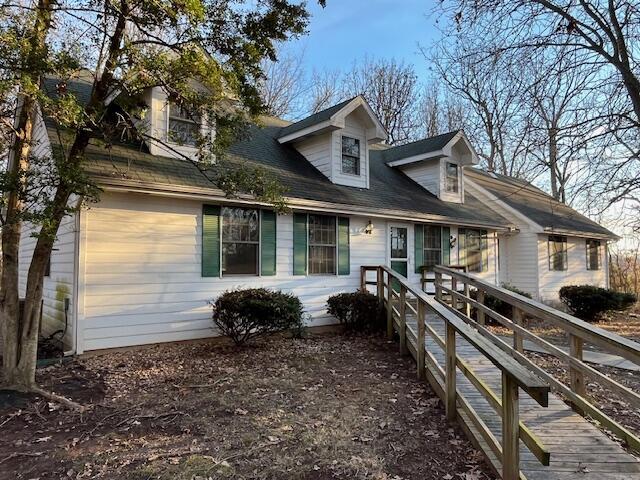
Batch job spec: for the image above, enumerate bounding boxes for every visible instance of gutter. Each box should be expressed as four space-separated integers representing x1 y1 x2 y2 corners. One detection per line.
542 227 620 241
96 178 513 232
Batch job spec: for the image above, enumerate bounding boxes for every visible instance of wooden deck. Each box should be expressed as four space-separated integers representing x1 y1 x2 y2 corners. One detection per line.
404 312 640 479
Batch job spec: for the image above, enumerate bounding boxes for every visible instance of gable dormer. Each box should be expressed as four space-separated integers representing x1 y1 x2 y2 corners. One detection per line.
278 96 387 188
384 130 478 203
141 86 215 159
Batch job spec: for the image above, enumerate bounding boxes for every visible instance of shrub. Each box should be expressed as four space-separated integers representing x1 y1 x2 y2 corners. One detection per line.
210 288 304 345
327 290 385 333
559 285 637 321
470 283 532 323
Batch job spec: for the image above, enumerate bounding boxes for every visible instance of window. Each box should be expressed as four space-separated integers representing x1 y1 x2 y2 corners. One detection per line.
586 239 601 270
390 227 408 259
423 226 442 271
548 235 568 271
465 229 484 272
309 215 336 274
445 162 459 193
221 207 259 275
168 101 200 146
341 136 360 175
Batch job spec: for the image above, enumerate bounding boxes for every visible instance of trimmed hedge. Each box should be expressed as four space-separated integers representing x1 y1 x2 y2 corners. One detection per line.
210 288 304 345
559 285 636 322
327 290 385 333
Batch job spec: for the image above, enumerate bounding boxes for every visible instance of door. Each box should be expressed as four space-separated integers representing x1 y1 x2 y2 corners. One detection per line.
389 224 409 290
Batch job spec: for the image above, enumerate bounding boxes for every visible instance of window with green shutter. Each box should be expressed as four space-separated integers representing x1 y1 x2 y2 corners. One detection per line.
442 226 450 265
261 210 277 276
338 217 350 275
202 205 221 277
293 213 308 275
414 225 424 274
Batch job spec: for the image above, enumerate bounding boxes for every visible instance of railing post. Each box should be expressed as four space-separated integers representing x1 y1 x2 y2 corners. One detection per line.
399 285 407 355
360 266 366 291
377 267 384 302
477 289 486 326
386 271 393 339
435 271 442 301
421 267 426 292
451 276 458 310
463 282 471 318
417 300 426 379
513 307 524 353
445 319 456 421
502 373 520 480
569 334 585 398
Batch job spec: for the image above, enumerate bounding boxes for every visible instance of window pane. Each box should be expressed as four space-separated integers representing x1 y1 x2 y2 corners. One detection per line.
342 155 359 175
222 208 259 242
548 236 567 271
222 243 258 275
424 226 441 249
341 136 360 175
463 229 484 272
390 227 407 259
168 102 201 147
424 249 441 271
587 239 600 270
446 163 459 193
309 215 336 274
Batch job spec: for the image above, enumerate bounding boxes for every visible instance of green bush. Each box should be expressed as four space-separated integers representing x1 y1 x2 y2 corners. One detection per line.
559 285 637 321
210 288 304 345
327 290 385 333
470 283 532 323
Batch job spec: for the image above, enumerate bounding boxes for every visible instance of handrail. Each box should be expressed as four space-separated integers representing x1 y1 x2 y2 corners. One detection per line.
361 265 550 480
434 264 640 453
435 265 640 365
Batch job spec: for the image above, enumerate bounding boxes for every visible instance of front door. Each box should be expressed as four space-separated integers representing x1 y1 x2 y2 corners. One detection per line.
389 225 409 290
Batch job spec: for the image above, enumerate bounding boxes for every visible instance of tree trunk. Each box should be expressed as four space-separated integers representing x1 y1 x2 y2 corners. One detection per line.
548 125 560 201
1 0 53 390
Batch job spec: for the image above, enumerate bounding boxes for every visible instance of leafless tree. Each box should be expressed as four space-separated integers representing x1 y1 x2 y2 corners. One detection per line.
308 67 342 114
342 57 420 145
418 81 466 137
259 48 305 118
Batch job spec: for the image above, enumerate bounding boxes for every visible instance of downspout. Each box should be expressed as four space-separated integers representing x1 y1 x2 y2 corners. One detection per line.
66 203 82 356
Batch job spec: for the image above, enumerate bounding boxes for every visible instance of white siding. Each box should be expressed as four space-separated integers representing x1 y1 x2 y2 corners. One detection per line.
79 192 501 351
294 132 333 180
18 215 77 349
499 231 540 298
330 114 369 188
537 235 608 304
400 160 440 197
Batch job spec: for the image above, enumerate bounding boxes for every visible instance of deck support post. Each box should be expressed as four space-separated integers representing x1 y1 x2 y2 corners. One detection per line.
399 285 407 356
360 266 366 291
445 320 456 421
417 300 426 379
502 373 520 480
435 272 442 301
513 307 524 353
376 267 384 302
476 289 485 326
451 277 458 310
463 282 471 318
569 334 585 399
386 271 393 339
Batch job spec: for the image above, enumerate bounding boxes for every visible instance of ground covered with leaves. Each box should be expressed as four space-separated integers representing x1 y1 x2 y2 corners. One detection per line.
0 333 492 479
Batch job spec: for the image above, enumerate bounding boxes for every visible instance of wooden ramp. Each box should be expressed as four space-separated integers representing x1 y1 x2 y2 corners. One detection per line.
404 313 640 480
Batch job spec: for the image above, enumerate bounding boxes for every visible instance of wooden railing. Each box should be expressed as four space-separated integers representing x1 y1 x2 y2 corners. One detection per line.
361 265 551 480
434 265 640 453
420 264 466 292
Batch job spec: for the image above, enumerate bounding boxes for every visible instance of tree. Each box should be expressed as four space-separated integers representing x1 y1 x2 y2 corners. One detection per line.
0 0 322 395
418 81 466 138
308 67 341 114
342 57 420 145
259 47 305 118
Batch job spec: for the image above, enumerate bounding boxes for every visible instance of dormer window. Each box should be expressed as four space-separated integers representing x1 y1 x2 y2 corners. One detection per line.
446 162 459 193
341 136 360 175
168 102 200 146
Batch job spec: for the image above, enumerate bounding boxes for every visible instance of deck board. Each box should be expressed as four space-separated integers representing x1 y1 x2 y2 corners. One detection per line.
403 312 640 479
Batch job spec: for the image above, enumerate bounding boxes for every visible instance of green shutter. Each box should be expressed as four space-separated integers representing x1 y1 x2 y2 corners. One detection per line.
442 226 450 266
338 217 350 275
414 225 424 274
458 228 466 268
481 229 489 272
261 210 277 276
202 205 220 277
293 213 307 275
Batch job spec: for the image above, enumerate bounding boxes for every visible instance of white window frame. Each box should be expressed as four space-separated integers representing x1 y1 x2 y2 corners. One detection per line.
220 206 261 277
548 235 568 271
423 225 442 272
307 213 338 276
586 239 601 271
445 162 459 193
167 101 201 147
341 136 361 176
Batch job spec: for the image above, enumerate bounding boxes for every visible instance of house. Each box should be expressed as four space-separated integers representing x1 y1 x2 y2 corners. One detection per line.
18 75 617 353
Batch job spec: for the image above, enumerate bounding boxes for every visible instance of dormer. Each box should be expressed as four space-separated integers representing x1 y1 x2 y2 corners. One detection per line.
383 130 478 203
141 86 215 159
278 96 387 188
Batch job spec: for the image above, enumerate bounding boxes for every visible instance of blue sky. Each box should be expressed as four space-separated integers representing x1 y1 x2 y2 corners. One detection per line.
290 1 442 83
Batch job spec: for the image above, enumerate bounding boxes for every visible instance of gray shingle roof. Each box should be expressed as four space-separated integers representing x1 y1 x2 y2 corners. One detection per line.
380 131 459 164
466 169 617 238
278 97 357 138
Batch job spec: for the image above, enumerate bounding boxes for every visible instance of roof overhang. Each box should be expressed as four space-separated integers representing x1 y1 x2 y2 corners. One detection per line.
277 96 387 144
542 227 621 241
387 130 479 168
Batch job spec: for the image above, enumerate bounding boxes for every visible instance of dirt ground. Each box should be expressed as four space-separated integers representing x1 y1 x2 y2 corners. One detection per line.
0 333 493 480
